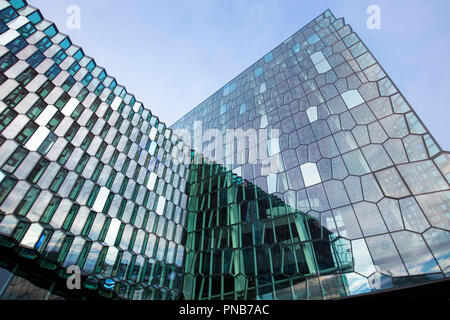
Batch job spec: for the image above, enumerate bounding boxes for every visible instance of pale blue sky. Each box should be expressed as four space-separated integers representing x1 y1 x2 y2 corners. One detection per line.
31 0 450 150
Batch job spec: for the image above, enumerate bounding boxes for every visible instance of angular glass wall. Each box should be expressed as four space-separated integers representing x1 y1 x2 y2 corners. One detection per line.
0 0 449 301
0 0 190 300
172 10 450 298
183 159 353 300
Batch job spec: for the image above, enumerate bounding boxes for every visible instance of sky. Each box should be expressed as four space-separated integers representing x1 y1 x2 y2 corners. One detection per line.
30 0 450 150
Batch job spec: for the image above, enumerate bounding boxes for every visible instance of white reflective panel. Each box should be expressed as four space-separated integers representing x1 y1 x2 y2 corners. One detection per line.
92 186 110 212
133 102 141 112
35 58 54 74
306 106 318 123
147 172 157 190
0 1 9 10
4 60 28 79
102 247 118 276
49 199 71 229
83 243 102 273
166 241 176 264
104 218 121 246
267 174 277 194
0 215 18 236
35 105 57 126
61 97 79 116
342 273 371 296
110 96 122 110
156 238 167 260
20 223 43 248
310 51 326 64
176 245 185 267
315 59 332 73
25 126 50 151
70 206 90 235
341 90 365 109
54 117 73 137
352 238 377 277
310 51 331 73
89 213 106 240
63 237 85 267
27 190 53 222
0 78 17 97
7 16 29 30
300 162 322 187
260 114 268 128
1 114 27 139
149 127 157 140
156 196 166 215
0 29 20 46
259 82 266 94
267 138 280 156
146 234 157 257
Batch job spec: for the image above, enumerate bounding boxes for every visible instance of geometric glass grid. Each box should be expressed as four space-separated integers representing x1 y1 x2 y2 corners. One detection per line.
0 0 449 300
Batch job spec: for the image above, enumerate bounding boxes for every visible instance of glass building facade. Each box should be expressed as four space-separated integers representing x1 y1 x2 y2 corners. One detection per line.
173 8 450 300
0 0 449 300
0 0 191 300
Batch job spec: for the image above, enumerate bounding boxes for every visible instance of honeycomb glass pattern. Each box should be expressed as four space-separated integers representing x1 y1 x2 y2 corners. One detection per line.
0 0 190 300
0 0 449 300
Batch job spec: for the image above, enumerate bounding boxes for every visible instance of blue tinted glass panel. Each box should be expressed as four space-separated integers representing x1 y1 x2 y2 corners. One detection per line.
109 79 117 90
44 25 57 37
27 11 43 24
6 36 27 54
0 52 18 72
264 52 273 62
36 37 52 52
73 49 84 61
68 62 80 76
17 23 36 38
10 0 26 9
220 104 227 115
307 33 320 44
82 73 93 86
0 21 7 34
223 84 229 96
254 66 263 77
240 103 246 114
0 7 18 24
52 50 67 64
45 64 62 80
87 60 96 72
59 38 71 50
98 70 107 81
26 51 45 68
